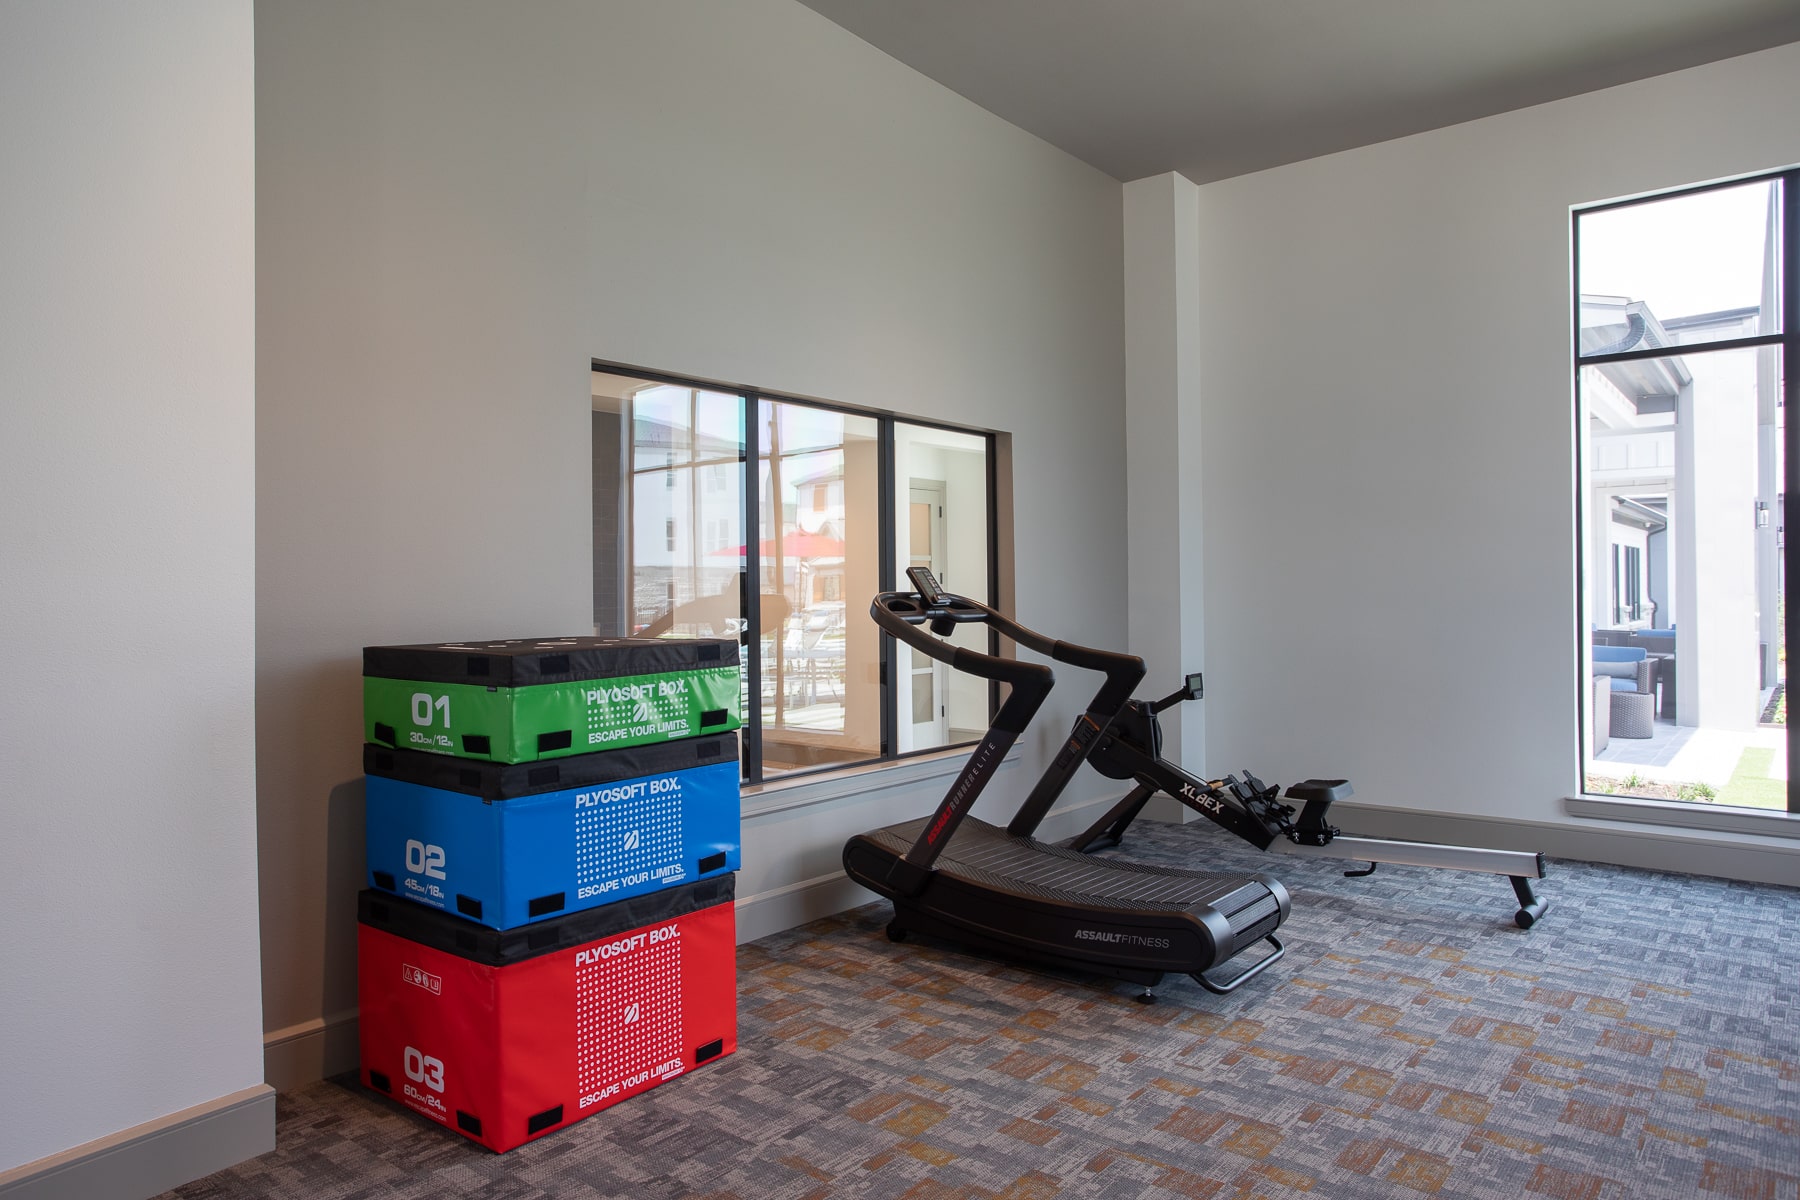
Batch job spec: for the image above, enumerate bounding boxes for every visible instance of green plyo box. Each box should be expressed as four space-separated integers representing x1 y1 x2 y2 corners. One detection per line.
363 636 741 763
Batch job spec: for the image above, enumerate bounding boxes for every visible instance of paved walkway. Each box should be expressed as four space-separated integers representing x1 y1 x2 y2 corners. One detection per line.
1592 701 1787 787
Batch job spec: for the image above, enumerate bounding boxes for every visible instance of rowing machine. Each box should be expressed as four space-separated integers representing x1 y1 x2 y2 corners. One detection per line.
1067 676 1549 929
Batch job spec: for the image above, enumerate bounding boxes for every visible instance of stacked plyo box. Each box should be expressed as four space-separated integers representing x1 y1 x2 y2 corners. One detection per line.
357 636 744 1152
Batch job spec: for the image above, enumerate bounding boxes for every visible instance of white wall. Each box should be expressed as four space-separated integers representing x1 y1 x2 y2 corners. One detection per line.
0 0 265 1175
1124 174 1206 801
256 0 1125 1082
1182 43 1800 870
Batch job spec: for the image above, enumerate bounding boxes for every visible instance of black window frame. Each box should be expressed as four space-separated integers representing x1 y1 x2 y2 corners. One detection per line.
1572 167 1798 814
593 358 1001 787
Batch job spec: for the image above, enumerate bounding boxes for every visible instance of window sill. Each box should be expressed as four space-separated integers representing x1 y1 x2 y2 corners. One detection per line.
742 745 1011 819
1565 794 1800 841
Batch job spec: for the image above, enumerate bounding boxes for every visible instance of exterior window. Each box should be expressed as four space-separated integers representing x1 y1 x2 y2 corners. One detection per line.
1610 544 1644 624
1624 546 1642 623
592 367 997 785
1575 171 1795 813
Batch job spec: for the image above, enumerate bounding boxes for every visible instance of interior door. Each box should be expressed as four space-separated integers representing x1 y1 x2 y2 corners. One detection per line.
908 481 949 747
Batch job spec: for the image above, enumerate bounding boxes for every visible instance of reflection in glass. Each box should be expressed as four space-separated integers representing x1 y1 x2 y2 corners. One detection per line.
594 369 1000 782
594 373 750 778
894 422 991 753
626 384 746 639
757 401 882 776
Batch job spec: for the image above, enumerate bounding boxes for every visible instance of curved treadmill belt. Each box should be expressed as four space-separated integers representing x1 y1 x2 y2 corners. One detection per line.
868 816 1274 915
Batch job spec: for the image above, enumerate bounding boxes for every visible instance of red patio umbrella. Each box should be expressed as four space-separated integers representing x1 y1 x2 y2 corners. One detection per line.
711 533 846 558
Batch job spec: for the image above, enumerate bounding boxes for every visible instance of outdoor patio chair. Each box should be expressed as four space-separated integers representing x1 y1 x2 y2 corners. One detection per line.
1628 630 1677 718
1593 646 1656 739
784 607 844 707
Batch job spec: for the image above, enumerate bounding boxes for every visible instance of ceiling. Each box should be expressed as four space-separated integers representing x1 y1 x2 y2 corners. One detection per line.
791 0 1800 183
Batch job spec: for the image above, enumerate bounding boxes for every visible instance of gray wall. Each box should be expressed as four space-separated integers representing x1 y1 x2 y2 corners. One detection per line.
256 0 1125 1081
1179 43 1800 877
0 0 265 1174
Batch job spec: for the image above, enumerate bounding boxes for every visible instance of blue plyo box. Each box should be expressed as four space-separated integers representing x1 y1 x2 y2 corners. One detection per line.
364 734 740 930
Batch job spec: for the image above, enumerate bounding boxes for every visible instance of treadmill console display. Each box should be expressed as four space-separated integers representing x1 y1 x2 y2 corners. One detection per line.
907 567 948 605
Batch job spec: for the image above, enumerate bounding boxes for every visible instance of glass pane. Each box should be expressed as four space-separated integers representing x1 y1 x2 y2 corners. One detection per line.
625 383 746 637
910 501 932 560
912 671 934 725
758 400 882 777
597 373 748 779
1578 179 1782 353
629 390 686 461
893 422 991 752
1581 345 1784 810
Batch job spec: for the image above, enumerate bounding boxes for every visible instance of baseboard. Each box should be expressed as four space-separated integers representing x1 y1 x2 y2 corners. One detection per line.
0 1085 274 1200
730 790 1127 942
1135 791 1196 827
260 790 1794 1100
1563 794 1800 841
277 791 1576 1093
1069 793 1797 887
735 871 875 942
730 796 1798 945
263 864 964 1092
265 1010 360 1092
1327 801 1800 888
258 790 1114 1092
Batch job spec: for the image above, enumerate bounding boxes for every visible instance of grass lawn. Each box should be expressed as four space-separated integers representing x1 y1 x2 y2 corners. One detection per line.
1716 745 1787 810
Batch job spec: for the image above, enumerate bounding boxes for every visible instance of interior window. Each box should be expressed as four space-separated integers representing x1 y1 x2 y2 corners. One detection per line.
593 367 998 786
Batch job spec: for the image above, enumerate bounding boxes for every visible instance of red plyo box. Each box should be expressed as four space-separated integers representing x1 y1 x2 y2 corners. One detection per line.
357 874 736 1151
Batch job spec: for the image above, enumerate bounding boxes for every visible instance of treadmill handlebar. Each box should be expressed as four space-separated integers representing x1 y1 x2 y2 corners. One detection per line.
1050 638 1144 719
875 589 1149 844
1001 638 1145 839
873 590 1146 702
872 592 1053 691
873 590 986 625
875 588 1064 882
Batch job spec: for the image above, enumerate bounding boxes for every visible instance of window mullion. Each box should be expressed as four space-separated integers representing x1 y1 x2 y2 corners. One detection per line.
986 432 1001 722
878 415 896 759
1783 171 1798 814
742 392 763 787
1579 330 1785 369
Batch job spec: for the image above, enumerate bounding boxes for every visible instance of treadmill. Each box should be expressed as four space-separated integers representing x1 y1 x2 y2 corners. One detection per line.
842 569 1291 1000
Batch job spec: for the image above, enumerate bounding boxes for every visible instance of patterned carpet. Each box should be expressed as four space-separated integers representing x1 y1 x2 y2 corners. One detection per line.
165 820 1799 1199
